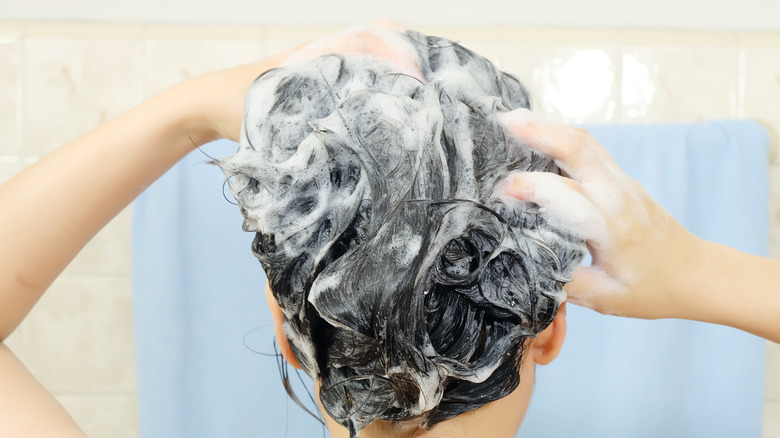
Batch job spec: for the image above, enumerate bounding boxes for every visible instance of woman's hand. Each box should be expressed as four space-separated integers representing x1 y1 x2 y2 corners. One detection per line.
498 109 707 320
200 20 414 143
499 109 780 343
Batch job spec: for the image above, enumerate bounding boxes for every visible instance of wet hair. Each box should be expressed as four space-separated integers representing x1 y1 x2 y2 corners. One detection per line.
217 30 586 437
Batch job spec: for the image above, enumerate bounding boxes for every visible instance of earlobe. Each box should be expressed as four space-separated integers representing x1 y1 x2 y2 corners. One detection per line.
530 302 567 366
265 283 303 369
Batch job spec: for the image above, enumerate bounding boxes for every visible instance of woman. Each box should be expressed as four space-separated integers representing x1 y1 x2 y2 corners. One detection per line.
221 26 583 437
0 23 777 438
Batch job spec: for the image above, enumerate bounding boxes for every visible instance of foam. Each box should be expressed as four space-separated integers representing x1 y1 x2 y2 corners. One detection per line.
218 29 587 436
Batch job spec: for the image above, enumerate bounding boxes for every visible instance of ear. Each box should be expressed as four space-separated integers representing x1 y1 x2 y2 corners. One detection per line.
265 283 302 369
528 302 567 366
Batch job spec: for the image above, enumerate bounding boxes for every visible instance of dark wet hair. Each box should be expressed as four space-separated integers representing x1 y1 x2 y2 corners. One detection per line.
218 30 586 437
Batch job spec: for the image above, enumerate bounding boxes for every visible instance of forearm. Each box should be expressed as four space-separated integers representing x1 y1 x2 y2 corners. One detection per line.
0 26 407 329
0 75 219 341
680 240 780 343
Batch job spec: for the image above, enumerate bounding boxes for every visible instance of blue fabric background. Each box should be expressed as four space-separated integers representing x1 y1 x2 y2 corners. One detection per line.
133 120 769 437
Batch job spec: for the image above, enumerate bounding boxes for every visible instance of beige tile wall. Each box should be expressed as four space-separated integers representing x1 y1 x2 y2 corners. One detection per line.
0 22 778 437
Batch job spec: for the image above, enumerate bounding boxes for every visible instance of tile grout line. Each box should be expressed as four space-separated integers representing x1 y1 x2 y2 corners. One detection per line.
615 37 625 124
53 391 139 397
17 28 24 163
736 36 746 119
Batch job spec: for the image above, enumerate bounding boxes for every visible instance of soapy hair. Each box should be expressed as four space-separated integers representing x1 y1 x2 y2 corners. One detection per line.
217 30 586 437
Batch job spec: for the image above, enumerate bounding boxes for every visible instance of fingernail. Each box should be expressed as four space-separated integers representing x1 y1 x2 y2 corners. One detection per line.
499 171 526 198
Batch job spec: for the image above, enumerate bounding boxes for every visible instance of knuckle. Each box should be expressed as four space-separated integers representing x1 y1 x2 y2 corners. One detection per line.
574 127 596 147
558 127 592 158
572 126 590 137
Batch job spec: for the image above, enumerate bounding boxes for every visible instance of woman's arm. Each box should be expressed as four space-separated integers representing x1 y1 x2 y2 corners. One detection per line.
687 242 780 344
0 57 285 343
0 23 409 436
0 21 411 342
500 109 780 344
0 54 289 437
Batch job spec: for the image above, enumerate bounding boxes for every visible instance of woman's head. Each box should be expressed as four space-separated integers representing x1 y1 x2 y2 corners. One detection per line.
218 30 586 437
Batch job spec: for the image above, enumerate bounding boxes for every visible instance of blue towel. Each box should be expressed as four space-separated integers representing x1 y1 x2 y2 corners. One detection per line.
133 120 769 437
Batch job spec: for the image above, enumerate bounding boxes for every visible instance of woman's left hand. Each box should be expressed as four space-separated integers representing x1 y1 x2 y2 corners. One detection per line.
201 20 414 143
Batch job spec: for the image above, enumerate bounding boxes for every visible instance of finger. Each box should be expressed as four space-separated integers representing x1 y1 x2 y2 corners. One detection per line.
562 266 600 308
563 266 627 316
505 169 584 197
563 266 631 316
502 171 608 244
498 109 616 182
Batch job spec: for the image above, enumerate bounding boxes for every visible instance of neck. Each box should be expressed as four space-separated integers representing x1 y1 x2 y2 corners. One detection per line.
320 363 536 438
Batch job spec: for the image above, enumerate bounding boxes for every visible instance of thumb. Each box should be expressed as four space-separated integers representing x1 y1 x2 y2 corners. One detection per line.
563 265 625 315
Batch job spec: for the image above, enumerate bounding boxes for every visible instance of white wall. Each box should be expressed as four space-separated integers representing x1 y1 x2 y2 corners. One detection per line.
3 0 780 31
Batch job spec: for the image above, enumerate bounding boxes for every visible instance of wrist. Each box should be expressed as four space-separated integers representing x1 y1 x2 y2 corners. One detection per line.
183 55 290 144
675 238 742 325
172 75 224 146
664 233 717 321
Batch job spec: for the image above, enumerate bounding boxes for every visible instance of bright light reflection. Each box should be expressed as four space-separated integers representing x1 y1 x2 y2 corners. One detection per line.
535 49 615 123
622 52 656 120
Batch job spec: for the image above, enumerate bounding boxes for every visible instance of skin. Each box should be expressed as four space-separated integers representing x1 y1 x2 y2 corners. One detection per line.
0 53 287 438
0 21 776 438
0 22 414 437
500 108 780 344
